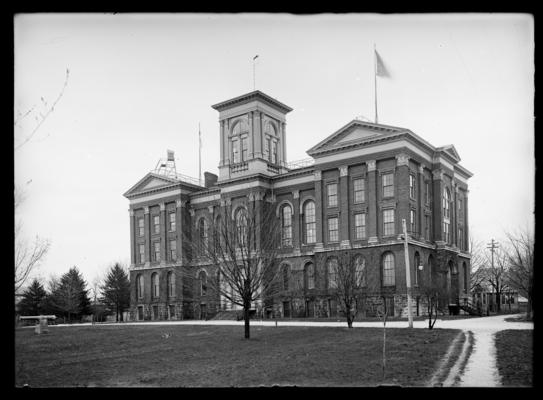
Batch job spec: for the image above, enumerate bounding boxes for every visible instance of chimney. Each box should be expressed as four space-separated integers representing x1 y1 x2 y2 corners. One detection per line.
204 172 218 188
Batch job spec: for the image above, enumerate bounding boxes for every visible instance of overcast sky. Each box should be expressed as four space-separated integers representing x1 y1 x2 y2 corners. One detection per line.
14 13 534 286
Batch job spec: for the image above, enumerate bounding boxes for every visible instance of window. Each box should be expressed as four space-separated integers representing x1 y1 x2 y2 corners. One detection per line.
138 244 145 264
271 141 277 164
235 208 248 247
425 215 430 239
199 218 208 253
327 183 338 207
443 221 450 243
409 209 416 233
153 215 160 234
303 200 316 244
414 252 420 286
136 274 143 299
198 270 207 296
167 271 175 297
305 263 315 289
425 182 430 205
458 197 463 215
382 173 394 198
443 188 451 219
169 239 177 261
282 265 290 291
281 205 293 247
354 255 366 287
232 139 240 163
153 242 160 262
264 137 271 161
168 212 176 231
354 213 366 240
138 218 144 236
382 252 395 286
409 174 416 198
152 272 159 298
328 216 339 242
353 178 365 203
458 227 464 250
241 136 248 162
327 258 338 289
383 209 395 236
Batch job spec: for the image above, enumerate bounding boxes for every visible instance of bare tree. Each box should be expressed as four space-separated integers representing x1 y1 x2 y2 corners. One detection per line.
418 265 450 329
469 237 487 293
478 247 510 313
505 229 534 319
185 193 282 339
14 187 51 294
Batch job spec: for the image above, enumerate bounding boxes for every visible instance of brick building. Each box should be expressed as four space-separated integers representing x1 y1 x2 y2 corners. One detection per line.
123 90 473 321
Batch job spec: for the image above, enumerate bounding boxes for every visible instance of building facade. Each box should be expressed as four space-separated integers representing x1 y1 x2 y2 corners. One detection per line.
123 90 473 321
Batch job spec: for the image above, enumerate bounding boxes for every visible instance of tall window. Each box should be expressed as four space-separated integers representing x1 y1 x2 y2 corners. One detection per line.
167 271 175 297
264 137 271 160
138 244 145 264
153 215 160 234
409 174 416 198
282 264 290 291
458 226 464 250
241 136 248 162
281 204 293 247
425 181 430 205
199 218 208 253
354 255 366 287
443 221 450 243
443 188 451 219
153 242 160 262
327 258 338 289
138 218 144 236
169 239 177 261
353 178 365 203
305 263 315 289
382 173 394 198
303 200 316 244
327 183 338 207
354 213 366 240
232 139 240 163
414 252 420 286
136 274 143 299
328 216 339 242
409 209 416 233
425 214 430 239
152 272 159 298
382 252 395 286
271 141 277 164
198 270 207 296
383 209 395 236
235 208 248 247
168 212 176 231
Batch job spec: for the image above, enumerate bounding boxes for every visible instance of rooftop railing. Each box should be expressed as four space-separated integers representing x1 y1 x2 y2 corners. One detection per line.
286 158 314 170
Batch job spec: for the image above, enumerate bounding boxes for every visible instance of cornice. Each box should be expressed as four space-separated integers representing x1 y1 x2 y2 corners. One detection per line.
211 90 293 114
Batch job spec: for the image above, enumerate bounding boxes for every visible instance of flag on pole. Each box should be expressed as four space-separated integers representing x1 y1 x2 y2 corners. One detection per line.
253 54 259 60
375 50 390 78
167 149 174 161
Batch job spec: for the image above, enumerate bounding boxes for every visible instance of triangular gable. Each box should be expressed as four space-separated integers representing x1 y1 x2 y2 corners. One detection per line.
307 120 405 156
437 145 461 162
123 172 179 197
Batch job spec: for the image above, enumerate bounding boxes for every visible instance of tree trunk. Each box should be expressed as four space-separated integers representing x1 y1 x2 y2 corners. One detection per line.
347 313 353 329
244 304 250 339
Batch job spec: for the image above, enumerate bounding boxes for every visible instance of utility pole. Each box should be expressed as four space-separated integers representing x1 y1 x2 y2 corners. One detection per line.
486 238 499 313
402 219 413 328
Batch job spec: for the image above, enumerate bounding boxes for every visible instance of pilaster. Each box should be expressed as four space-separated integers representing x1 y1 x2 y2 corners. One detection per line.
339 165 350 249
418 165 425 241
292 190 301 253
160 203 166 266
313 170 324 252
144 206 151 267
366 160 378 243
129 209 136 268
432 169 444 243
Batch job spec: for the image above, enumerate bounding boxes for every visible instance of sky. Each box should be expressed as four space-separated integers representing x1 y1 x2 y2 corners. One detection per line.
14 13 534 287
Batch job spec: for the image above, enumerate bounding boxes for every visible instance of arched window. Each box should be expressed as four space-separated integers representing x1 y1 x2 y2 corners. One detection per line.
232 121 249 163
282 264 290 291
327 258 338 289
281 204 293 247
382 252 395 286
136 274 144 299
232 120 248 136
198 218 208 254
265 121 276 136
414 252 421 286
167 271 175 297
303 200 316 244
354 255 366 287
198 270 207 296
235 207 248 247
305 263 315 290
151 272 159 298
443 188 451 243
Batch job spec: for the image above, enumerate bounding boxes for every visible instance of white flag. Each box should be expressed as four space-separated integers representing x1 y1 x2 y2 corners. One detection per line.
375 50 390 78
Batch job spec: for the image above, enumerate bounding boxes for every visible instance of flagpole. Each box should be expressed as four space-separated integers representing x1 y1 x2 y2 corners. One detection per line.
374 43 378 124
199 122 202 186
253 55 259 91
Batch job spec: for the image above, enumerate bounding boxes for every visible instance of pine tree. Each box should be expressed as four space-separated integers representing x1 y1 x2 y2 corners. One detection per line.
50 266 91 322
17 278 48 316
100 263 130 322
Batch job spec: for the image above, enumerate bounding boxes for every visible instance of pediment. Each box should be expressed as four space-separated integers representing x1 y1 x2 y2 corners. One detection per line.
123 172 179 198
307 120 405 156
438 145 461 162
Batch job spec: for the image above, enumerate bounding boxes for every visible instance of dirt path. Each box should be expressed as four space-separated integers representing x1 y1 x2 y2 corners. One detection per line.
456 330 501 387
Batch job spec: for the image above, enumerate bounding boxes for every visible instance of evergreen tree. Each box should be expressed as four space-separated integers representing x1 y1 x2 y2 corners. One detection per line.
17 278 48 316
50 266 91 322
100 263 130 322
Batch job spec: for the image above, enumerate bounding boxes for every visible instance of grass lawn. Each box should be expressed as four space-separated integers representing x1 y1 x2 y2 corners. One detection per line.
495 330 533 387
15 324 460 387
